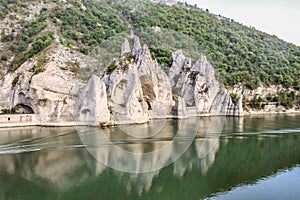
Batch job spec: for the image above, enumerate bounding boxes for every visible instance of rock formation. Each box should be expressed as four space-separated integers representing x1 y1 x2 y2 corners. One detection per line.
132 36 141 56
78 75 110 125
136 44 173 117
169 50 243 116
121 38 131 56
0 38 243 126
172 96 188 118
0 44 86 124
103 39 173 124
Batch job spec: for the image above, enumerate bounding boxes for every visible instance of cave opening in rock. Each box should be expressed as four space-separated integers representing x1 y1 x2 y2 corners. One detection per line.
14 104 34 114
81 109 91 121
146 101 152 110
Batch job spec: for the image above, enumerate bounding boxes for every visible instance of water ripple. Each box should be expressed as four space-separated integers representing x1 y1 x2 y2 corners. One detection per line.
220 128 300 137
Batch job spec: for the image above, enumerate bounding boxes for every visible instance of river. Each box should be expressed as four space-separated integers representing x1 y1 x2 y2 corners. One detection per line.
0 113 299 199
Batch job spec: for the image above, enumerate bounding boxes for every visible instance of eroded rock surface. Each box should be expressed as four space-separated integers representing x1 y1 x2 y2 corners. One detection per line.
104 39 173 124
78 75 110 125
169 50 243 116
0 38 244 126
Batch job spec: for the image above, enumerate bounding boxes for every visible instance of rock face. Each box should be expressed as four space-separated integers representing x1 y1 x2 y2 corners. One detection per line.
136 44 173 117
132 37 141 56
0 39 243 126
0 73 14 110
104 39 173 124
78 75 110 125
105 57 149 124
5 45 82 123
169 50 243 116
172 96 188 118
121 38 131 56
228 84 299 112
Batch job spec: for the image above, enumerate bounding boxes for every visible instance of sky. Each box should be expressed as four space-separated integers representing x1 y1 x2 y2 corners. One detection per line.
185 0 300 46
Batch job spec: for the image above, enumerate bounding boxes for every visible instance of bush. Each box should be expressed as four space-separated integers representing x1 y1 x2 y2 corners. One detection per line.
105 61 117 74
0 32 13 42
149 48 173 70
230 93 239 104
10 32 54 72
12 75 19 87
1 55 8 61
0 108 17 114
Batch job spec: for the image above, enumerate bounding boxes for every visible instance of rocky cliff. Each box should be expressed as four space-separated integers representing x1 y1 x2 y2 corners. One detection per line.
0 44 84 124
169 50 243 117
103 39 173 124
0 37 243 126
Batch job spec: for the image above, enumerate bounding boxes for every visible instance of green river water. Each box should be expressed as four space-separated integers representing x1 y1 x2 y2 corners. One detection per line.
0 113 299 200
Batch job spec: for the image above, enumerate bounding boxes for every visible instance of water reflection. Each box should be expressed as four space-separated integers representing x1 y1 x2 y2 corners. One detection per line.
0 114 299 200
78 116 224 173
0 117 223 196
0 127 87 190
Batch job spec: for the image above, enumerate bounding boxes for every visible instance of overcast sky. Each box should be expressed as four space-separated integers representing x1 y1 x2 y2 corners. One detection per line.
185 0 300 46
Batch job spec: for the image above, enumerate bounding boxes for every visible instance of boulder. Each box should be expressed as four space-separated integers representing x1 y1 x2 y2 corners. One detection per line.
0 44 87 124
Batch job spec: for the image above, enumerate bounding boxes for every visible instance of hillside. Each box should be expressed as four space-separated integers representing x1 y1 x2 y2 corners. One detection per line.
0 0 299 109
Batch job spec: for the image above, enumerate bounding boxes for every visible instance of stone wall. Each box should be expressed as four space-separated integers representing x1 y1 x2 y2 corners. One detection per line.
0 114 37 124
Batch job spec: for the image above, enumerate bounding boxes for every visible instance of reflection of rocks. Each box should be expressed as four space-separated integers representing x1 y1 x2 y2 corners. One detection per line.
0 118 223 195
173 117 223 176
118 171 160 196
1 116 299 199
173 139 219 177
0 127 91 189
195 138 220 174
223 116 244 133
79 117 224 193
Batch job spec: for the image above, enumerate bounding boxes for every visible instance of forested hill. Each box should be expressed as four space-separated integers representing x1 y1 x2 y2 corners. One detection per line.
1 0 300 91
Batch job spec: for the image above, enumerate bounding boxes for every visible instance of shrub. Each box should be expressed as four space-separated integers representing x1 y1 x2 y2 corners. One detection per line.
1 55 8 61
12 75 19 87
105 61 117 74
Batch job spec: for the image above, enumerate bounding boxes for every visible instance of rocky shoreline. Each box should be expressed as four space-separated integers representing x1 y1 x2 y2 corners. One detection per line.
243 109 300 116
1 110 299 128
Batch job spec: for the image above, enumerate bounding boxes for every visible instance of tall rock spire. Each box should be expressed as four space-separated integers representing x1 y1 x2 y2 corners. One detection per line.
132 37 141 56
121 38 131 56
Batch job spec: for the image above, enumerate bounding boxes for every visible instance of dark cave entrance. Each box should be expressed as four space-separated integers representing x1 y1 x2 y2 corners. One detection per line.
146 101 152 111
14 104 34 114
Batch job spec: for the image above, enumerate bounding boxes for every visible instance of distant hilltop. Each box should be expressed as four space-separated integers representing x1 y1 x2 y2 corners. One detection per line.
152 0 180 6
152 0 234 22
